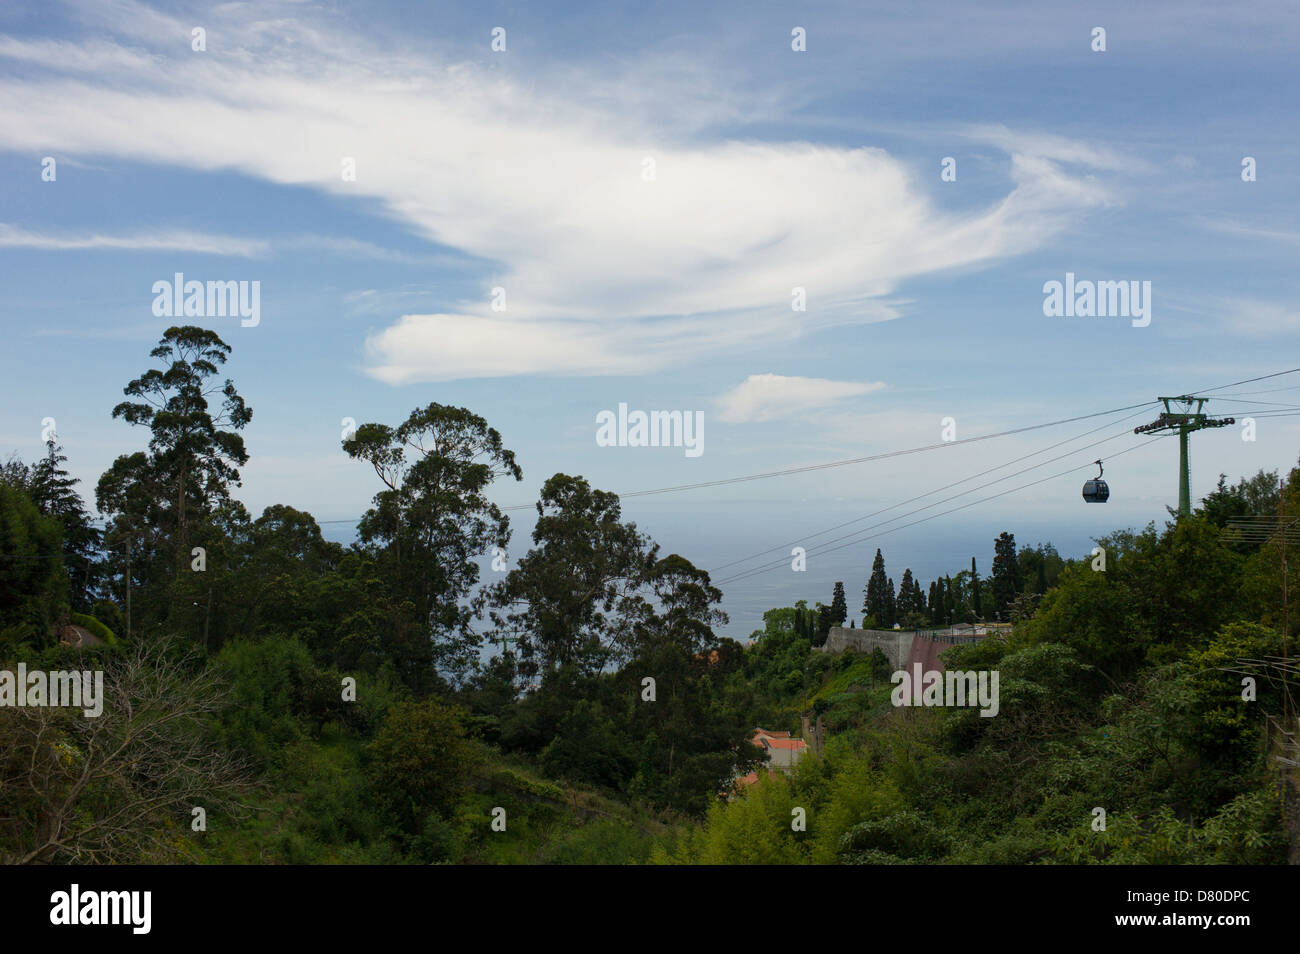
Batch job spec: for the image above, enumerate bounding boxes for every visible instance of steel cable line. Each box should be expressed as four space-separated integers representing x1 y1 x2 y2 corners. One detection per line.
709 405 1156 575
716 436 1167 586
1211 384 1300 398
219 374 1300 527
1203 397 1300 409
715 427 1161 585
713 400 1291 586
1195 367 1300 394
492 401 1160 511
63 367 1300 534
289 402 1154 524
1235 411 1300 418
67 407 1290 537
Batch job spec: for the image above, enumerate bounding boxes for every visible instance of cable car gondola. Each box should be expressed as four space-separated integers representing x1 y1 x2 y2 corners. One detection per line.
1082 460 1109 503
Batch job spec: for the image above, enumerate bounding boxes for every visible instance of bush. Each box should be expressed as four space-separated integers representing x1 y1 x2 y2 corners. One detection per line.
366 699 479 836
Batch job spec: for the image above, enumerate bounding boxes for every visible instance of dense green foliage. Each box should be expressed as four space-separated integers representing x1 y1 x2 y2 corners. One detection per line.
1 327 1295 864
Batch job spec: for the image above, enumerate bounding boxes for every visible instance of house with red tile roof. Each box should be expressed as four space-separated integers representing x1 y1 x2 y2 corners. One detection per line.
750 727 808 770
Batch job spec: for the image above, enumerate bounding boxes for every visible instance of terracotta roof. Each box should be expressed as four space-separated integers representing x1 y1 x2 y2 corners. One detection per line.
765 738 807 751
749 729 807 751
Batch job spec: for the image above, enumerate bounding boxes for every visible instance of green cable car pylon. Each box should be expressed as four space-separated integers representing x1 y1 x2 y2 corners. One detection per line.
1133 396 1235 517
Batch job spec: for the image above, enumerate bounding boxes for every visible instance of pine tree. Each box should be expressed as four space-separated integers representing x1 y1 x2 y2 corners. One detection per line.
29 440 101 611
943 575 956 625
864 548 889 625
928 579 940 624
885 577 896 627
970 556 982 620
830 581 847 627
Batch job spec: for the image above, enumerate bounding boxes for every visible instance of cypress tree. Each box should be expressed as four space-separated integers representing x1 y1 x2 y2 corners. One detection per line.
898 568 917 620
830 581 847 627
864 548 889 625
991 531 1021 619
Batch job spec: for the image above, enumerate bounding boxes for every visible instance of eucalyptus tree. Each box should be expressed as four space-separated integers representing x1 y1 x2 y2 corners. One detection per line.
345 403 521 686
490 473 654 684
96 326 252 629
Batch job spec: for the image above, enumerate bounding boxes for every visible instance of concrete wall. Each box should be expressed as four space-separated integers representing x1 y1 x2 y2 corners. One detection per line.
821 628 915 670
764 745 803 770
824 626 994 672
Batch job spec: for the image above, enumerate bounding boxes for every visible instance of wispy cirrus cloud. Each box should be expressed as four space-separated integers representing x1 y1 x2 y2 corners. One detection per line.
961 123 1151 174
0 3 1118 382
0 224 462 264
1201 219 1300 245
0 223 270 256
1218 298 1300 337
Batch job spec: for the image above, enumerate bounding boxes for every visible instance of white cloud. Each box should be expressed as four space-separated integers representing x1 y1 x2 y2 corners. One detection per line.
0 223 269 256
715 374 886 423
364 314 648 382
962 124 1150 174
0 7 1117 381
1202 220 1300 246
0 225 461 264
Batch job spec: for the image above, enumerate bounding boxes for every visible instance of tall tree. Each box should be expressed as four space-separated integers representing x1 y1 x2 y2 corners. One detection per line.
346 403 522 686
885 576 897 627
622 554 753 813
634 553 729 657
830 581 847 627
8 442 100 612
897 568 928 627
863 548 889 625
897 568 916 617
101 326 251 557
991 531 1021 619
96 326 252 630
491 474 651 683
970 556 982 620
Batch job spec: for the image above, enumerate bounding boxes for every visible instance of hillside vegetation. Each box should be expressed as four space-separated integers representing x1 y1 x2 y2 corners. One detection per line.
2 327 1295 864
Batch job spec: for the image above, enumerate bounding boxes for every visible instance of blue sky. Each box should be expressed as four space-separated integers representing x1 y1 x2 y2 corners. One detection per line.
2 0 1298 636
